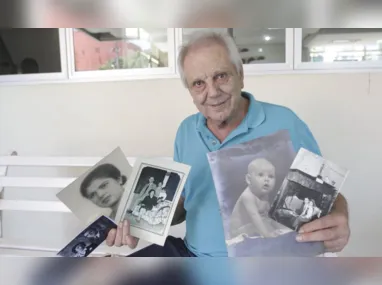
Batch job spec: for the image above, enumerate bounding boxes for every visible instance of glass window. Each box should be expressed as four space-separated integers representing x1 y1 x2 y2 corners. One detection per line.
181 28 286 64
0 28 61 75
301 28 382 63
72 28 169 71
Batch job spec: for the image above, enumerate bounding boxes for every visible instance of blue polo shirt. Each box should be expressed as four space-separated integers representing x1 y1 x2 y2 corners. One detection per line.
173 91 321 257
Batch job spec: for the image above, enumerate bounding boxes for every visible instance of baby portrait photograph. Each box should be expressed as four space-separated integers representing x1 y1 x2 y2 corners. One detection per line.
56 147 133 223
207 130 326 257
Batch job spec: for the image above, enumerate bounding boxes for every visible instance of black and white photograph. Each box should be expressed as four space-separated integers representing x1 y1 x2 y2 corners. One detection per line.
269 148 349 232
56 147 133 223
207 130 327 257
115 158 191 246
56 215 117 257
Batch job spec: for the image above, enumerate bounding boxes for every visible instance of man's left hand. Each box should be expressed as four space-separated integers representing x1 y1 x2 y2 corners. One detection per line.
296 209 350 253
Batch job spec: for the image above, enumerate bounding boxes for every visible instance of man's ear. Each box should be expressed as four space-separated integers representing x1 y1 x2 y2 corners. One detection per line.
245 173 250 185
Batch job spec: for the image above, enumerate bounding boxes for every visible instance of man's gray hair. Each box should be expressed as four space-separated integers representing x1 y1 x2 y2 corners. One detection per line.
177 30 243 88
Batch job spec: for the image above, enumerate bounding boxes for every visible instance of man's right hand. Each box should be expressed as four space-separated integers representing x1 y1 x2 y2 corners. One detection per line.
106 219 139 248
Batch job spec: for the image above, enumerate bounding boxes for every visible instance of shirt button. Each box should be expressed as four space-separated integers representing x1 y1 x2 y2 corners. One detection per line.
212 140 217 145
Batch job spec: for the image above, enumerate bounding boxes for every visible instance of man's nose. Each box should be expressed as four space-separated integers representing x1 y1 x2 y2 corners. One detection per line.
206 81 220 98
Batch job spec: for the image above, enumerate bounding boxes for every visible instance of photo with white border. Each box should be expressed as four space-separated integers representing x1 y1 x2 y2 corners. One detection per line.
115 158 191 246
269 148 349 232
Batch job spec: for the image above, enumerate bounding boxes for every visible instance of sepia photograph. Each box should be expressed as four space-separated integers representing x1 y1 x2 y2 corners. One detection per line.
269 148 349 232
207 130 326 257
57 215 117 257
56 147 133 223
115 158 191 246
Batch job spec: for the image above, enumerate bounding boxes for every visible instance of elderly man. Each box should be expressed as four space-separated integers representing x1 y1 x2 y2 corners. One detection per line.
106 30 350 257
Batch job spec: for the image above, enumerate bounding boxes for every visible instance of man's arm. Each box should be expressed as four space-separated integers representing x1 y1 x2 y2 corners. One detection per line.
171 196 186 226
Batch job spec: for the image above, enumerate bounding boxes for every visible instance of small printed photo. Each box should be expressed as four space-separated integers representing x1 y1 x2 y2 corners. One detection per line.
56 147 133 223
269 148 349 232
115 158 191 246
57 215 117 257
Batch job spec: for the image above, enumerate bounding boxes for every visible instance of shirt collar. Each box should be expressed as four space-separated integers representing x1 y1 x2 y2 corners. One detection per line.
196 91 266 131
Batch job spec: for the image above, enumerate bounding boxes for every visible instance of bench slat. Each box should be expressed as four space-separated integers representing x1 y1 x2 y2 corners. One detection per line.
0 200 70 212
0 177 76 188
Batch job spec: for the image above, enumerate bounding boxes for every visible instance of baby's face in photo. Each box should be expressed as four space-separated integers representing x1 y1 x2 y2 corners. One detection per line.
86 178 123 208
247 159 276 196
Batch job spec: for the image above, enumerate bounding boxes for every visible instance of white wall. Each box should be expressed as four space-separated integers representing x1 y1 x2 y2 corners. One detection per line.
1 72 382 257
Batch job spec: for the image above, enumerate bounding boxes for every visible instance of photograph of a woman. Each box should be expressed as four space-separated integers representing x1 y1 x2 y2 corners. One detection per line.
80 163 127 220
56 147 132 223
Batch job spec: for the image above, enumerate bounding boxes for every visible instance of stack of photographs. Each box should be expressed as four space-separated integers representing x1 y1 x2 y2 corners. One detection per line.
207 130 349 257
56 147 191 256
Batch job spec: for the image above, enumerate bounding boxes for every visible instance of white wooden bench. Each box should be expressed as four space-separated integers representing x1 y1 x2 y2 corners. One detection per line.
0 152 175 257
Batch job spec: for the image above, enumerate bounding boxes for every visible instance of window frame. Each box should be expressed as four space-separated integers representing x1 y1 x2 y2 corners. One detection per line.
1 28 382 86
0 28 68 84
294 28 382 71
66 28 177 82
242 28 294 75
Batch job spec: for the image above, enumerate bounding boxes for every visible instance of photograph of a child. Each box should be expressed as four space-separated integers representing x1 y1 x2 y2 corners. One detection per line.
56 147 132 223
57 215 117 257
207 130 327 257
229 158 288 241
269 148 349 232
122 164 181 235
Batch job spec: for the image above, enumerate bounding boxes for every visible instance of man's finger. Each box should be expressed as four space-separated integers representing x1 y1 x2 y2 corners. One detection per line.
122 220 129 246
299 214 340 234
324 238 346 252
114 222 123 247
106 229 116 246
297 228 340 242
126 235 139 249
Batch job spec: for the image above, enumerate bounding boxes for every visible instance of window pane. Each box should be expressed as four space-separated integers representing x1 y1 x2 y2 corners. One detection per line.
73 28 169 71
0 28 61 75
182 28 286 64
302 28 382 63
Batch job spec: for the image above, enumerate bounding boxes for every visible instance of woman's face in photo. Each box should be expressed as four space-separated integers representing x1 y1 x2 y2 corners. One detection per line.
85 177 123 208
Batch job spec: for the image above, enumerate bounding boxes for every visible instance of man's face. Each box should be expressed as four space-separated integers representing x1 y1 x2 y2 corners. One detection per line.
149 177 154 183
183 41 244 124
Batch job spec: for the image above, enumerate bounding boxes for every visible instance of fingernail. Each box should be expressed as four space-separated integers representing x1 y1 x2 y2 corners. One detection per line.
118 222 122 228
124 220 128 226
296 235 303 242
299 229 304 234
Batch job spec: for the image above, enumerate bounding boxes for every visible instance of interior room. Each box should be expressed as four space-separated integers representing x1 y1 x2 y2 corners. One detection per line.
1 28 382 258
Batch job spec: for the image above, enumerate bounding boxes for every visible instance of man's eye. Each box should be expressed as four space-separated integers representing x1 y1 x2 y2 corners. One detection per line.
194 80 203 87
216 73 227 80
